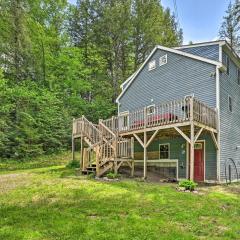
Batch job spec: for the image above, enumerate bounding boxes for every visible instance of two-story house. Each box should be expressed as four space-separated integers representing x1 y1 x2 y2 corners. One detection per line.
73 40 240 183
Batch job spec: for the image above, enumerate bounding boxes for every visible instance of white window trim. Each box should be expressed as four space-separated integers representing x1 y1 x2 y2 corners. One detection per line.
119 111 129 116
228 95 233 113
159 54 167 66
146 104 155 115
119 111 129 129
148 59 156 71
159 143 170 159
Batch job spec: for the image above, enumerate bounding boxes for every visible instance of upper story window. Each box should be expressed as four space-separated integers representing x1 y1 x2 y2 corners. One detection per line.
159 54 167 66
146 104 155 115
148 60 156 71
119 111 129 128
159 143 170 159
226 55 230 75
237 69 240 85
228 96 233 112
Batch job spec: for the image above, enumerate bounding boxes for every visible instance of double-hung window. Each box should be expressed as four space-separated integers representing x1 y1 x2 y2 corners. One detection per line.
159 144 170 159
147 105 155 115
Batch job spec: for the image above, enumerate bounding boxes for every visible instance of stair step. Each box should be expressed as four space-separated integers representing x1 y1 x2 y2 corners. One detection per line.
82 169 95 175
86 166 96 171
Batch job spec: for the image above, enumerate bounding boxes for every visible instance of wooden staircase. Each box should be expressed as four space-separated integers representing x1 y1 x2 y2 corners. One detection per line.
73 116 133 177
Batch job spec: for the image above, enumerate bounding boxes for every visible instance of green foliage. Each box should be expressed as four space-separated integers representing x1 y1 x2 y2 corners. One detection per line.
219 1 240 53
66 160 80 169
0 77 71 159
0 0 182 160
179 180 198 191
106 172 120 179
0 151 70 172
87 172 96 179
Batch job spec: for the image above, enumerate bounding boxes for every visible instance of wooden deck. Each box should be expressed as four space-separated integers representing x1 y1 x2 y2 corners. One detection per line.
101 96 217 134
72 96 219 181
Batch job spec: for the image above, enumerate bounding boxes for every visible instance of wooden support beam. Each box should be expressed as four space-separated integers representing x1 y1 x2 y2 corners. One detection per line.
210 131 219 150
133 133 144 148
131 161 135 177
80 135 83 169
143 131 147 179
186 140 189 179
194 127 203 143
174 127 191 144
146 129 160 148
95 145 100 176
190 123 195 181
72 136 75 161
131 137 134 159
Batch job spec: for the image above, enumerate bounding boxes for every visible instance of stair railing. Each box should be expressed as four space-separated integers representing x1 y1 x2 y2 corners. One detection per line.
80 116 102 145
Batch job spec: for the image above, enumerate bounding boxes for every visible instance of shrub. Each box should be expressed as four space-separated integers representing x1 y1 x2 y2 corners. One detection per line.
87 172 96 179
106 172 120 179
66 160 80 169
179 180 197 191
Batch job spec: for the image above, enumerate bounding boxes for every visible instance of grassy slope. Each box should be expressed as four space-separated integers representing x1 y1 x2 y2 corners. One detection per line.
0 154 240 240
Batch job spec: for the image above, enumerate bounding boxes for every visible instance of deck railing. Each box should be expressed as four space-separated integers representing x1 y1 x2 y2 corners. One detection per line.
73 116 102 144
73 116 133 160
102 96 217 133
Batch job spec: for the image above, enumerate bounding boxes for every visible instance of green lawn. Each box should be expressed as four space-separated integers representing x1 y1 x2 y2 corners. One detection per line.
0 154 240 240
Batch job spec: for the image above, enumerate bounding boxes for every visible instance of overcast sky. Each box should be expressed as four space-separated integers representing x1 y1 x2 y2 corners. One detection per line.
68 0 230 44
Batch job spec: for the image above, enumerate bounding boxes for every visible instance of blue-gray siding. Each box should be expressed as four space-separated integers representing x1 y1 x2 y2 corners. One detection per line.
179 44 220 61
219 49 240 181
119 49 217 113
134 133 217 180
201 134 217 180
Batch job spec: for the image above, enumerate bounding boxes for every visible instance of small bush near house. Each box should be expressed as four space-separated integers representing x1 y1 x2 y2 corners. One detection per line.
106 172 120 179
87 172 96 179
179 180 198 191
66 160 80 169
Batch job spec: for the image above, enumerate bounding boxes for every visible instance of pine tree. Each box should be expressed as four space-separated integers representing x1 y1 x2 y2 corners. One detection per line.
219 1 240 53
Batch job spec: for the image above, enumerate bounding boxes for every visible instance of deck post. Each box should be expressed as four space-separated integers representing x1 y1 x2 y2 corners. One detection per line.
80 134 83 170
72 137 75 161
189 96 194 181
143 131 147 179
72 118 75 161
190 123 195 180
131 161 135 177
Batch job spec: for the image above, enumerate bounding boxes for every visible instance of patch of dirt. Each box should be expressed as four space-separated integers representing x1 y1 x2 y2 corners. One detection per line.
0 173 32 194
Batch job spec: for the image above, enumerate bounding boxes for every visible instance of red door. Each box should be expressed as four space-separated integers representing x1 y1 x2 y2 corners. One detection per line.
194 143 204 182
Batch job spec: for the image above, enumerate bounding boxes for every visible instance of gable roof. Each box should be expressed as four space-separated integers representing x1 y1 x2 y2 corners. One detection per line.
175 40 240 65
174 40 225 50
116 45 225 103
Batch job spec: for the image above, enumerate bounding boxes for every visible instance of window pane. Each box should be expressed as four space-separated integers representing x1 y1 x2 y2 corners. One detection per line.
226 56 229 75
160 144 169 159
147 106 155 115
238 69 240 85
148 60 156 71
159 55 167 66
123 116 128 127
229 96 232 112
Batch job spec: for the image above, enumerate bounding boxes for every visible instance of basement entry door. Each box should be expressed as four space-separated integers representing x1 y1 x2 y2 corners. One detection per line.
194 142 204 182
